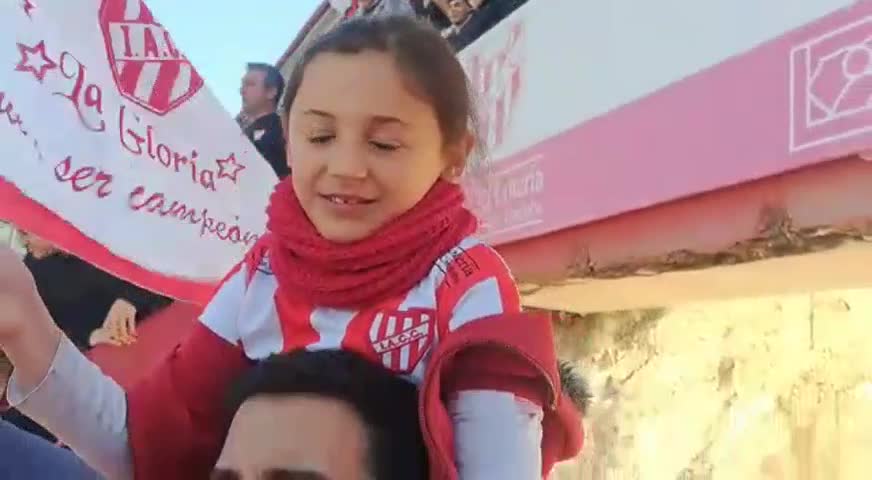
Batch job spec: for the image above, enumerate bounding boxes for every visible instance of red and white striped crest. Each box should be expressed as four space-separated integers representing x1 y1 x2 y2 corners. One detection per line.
369 309 435 374
98 0 204 116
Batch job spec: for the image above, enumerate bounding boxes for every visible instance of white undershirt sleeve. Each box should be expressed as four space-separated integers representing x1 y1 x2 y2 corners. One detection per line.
450 389 544 479
6 335 133 480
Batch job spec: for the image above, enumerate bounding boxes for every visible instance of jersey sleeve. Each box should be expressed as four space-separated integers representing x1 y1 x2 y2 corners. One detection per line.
434 239 522 336
434 240 547 479
125 262 254 480
450 390 544 480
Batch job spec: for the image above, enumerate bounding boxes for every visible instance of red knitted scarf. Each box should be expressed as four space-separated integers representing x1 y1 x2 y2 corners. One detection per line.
266 178 477 308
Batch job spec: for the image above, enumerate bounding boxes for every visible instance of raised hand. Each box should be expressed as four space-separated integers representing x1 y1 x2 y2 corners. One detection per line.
0 246 62 391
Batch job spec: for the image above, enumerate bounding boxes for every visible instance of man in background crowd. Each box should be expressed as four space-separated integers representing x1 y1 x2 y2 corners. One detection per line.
239 63 289 179
343 0 418 18
428 0 528 50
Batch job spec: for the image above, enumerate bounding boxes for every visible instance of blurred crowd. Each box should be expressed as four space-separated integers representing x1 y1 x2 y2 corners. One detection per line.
336 0 528 50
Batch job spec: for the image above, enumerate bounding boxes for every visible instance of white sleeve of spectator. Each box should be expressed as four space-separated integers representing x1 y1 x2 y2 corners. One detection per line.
6 335 133 480
450 389 543 479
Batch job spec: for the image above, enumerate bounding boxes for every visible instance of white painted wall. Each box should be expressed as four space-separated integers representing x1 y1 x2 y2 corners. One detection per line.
458 0 854 160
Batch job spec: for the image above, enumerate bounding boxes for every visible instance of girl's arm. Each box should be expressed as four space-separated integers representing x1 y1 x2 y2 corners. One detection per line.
7 262 253 480
435 242 546 479
450 389 544 479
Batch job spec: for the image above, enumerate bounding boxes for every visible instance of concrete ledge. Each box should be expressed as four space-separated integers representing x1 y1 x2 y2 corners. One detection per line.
522 240 872 314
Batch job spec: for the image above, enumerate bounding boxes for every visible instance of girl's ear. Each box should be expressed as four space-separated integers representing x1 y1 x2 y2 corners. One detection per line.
440 131 476 183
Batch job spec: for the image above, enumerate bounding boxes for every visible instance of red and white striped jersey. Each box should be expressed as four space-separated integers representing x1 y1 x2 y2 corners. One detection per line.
38 235 577 480
200 235 522 385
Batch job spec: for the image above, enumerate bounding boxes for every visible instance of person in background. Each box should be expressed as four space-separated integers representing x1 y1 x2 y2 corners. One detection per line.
214 350 427 479
341 0 417 19
0 419 102 479
458 0 527 48
240 63 290 178
431 0 528 51
2 232 171 442
18 232 170 350
434 0 475 46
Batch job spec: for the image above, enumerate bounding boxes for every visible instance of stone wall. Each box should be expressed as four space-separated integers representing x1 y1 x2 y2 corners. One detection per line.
550 288 872 480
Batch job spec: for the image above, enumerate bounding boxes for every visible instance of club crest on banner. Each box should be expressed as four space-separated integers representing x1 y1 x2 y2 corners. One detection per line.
98 0 204 116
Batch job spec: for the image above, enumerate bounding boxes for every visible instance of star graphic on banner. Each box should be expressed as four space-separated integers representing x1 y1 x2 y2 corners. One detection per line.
216 153 246 183
21 0 36 17
15 41 56 83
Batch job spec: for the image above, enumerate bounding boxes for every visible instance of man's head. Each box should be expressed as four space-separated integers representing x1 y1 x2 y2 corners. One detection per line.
19 231 58 259
441 0 473 25
213 350 428 480
240 63 285 116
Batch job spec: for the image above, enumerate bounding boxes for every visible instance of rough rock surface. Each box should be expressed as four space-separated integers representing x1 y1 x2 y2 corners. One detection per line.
550 288 872 480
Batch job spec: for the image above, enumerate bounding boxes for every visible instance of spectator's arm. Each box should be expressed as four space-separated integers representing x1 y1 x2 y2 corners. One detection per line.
80 260 169 319
258 131 289 178
116 282 171 320
67 318 97 350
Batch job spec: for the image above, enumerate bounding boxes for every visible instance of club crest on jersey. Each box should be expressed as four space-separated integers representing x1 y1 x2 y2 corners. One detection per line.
98 0 204 115
369 309 435 374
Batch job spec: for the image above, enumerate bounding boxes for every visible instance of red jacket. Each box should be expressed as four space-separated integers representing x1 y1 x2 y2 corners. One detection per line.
125 311 583 479
124 237 583 478
421 312 584 479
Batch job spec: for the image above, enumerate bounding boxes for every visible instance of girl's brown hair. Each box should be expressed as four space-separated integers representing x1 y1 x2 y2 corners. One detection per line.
282 15 477 153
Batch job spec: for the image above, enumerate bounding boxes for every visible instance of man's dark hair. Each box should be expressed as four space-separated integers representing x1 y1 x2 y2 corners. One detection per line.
246 62 285 106
227 350 428 479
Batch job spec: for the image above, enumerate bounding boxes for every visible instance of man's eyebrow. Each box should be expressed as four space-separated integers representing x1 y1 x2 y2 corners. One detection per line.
265 469 331 480
210 468 330 480
210 468 240 480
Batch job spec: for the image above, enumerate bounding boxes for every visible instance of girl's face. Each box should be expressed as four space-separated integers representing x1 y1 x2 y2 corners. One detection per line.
287 50 459 243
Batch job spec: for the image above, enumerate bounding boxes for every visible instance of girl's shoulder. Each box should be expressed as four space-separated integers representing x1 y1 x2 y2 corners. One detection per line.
432 236 514 289
240 234 274 282
429 236 521 319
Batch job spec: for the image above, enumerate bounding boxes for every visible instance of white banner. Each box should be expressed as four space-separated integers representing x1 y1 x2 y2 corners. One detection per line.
0 0 275 302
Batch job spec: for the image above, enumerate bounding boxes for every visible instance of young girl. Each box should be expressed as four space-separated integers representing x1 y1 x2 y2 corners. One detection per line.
0 16 582 479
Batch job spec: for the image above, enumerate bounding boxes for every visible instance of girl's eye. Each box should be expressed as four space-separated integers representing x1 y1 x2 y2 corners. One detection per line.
308 135 335 145
369 140 400 152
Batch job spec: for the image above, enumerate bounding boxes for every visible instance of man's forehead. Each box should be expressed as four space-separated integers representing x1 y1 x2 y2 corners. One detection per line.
243 69 266 82
215 395 369 480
